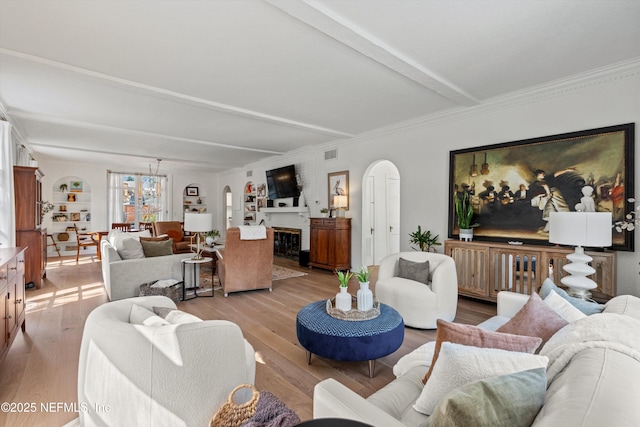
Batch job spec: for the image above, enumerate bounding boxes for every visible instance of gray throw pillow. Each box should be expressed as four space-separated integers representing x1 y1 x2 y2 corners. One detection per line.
140 238 174 257
426 368 547 427
398 257 430 285
117 238 145 260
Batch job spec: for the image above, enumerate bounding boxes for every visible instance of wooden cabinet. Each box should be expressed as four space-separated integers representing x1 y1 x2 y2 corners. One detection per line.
309 218 351 271
14 166 46 288
1 247 27 365
444 240 616 302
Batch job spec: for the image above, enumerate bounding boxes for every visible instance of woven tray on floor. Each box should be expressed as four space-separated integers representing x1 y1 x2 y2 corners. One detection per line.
139 281 183 303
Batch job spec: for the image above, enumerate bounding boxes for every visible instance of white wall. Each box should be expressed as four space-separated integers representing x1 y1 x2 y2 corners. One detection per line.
36 68 640 297
218 69 640 297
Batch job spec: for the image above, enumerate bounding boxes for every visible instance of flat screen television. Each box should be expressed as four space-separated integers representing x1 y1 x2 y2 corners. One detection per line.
266 165 300 199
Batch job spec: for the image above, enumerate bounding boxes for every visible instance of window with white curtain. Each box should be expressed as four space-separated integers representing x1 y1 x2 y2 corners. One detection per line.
107 171 167 228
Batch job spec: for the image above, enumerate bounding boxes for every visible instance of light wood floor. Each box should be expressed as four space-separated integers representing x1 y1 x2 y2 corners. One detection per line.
0 255 497 427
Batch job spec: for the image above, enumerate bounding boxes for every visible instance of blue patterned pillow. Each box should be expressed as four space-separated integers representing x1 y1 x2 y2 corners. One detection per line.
539 279 603 315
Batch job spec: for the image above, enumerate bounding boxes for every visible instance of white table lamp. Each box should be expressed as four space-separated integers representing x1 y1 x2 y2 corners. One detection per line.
548 212 612 299
184 212 213 260
333 195 348 217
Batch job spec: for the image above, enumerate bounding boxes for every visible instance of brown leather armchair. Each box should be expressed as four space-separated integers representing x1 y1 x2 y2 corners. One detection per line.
152 221 191 254
216 227 274 297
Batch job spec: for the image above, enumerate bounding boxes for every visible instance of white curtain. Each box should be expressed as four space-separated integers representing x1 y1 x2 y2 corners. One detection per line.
0 121 16 247
107 171 124 226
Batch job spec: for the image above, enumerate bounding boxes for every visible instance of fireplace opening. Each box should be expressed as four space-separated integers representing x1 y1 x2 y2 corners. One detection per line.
273 227 301 260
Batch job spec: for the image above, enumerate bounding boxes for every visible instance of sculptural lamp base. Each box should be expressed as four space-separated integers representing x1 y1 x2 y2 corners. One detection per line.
548 212 612 301
560 246 597 300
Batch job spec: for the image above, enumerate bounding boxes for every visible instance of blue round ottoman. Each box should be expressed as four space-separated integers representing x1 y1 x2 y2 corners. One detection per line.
296 300 404 378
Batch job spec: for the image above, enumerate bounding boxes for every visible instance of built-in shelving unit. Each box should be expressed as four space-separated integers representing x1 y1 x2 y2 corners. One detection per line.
183 184 207 220
243 181 257 224
49 176 92 256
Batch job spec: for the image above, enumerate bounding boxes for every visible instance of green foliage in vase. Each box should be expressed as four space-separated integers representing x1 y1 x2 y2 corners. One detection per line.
335 270 353 288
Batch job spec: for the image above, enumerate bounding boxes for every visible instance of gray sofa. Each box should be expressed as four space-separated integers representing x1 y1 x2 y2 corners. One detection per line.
314 291 640 426
101 239 192 301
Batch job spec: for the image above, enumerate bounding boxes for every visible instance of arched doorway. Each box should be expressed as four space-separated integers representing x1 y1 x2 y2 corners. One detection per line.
361 160 401 266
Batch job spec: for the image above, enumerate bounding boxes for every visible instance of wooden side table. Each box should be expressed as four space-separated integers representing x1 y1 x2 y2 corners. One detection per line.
181 257 214 300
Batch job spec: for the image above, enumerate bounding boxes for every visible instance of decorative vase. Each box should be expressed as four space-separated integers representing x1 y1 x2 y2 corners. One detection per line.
205 236 215 246
335 287 352 312
357 282 373 311
459 228 473 241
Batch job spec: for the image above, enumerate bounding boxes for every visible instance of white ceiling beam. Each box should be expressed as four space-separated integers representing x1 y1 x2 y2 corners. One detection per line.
266 0 479 106
26 141 236 168
0 48 354 139
9 111 285 155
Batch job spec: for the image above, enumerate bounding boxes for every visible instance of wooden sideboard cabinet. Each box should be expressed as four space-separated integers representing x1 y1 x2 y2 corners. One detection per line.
444 239 616 302
14 166 46 288
1 247 27 365
309 218 351 271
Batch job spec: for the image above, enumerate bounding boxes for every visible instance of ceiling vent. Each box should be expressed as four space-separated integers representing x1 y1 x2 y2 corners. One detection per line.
246 170 253 177
324 149 337 160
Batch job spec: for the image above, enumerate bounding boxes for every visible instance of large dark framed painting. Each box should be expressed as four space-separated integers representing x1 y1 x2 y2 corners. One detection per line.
448 123 635 251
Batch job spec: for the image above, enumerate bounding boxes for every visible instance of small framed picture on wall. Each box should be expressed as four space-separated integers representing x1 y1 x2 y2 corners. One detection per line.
186 186 199 196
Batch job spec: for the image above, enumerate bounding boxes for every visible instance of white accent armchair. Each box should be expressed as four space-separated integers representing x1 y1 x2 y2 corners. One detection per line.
376 252 458 329
76 296 256 427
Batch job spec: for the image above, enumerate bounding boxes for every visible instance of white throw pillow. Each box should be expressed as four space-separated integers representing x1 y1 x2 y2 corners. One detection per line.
153 306 203 324
108 229 152 250
117 238 145 260
129 304 169 327
543 289 587 323
414 342 549 415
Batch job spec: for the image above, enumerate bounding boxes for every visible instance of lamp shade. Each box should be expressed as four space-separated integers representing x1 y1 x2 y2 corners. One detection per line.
548 212 612 247
333 195 348 209
183 212 213 233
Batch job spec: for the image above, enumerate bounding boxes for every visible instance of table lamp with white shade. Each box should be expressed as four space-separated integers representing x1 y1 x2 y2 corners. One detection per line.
333 195 348 217
184 212 213 260
548 211 612 299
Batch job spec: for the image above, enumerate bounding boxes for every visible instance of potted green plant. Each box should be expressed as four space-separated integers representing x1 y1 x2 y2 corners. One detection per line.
205 229 220 246
455 188 479 241
320 208 329 218
335 270 353 311
409 225 441 252
40 201 54 220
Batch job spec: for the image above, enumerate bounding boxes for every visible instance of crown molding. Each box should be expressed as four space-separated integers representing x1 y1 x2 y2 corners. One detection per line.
331 57 640 147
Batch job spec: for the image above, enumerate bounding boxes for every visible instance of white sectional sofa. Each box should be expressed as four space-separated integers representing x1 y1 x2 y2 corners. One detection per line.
314 291 640 426
101 238 192 301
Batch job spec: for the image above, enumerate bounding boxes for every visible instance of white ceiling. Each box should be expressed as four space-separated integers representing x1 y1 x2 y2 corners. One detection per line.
1 0 640 173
